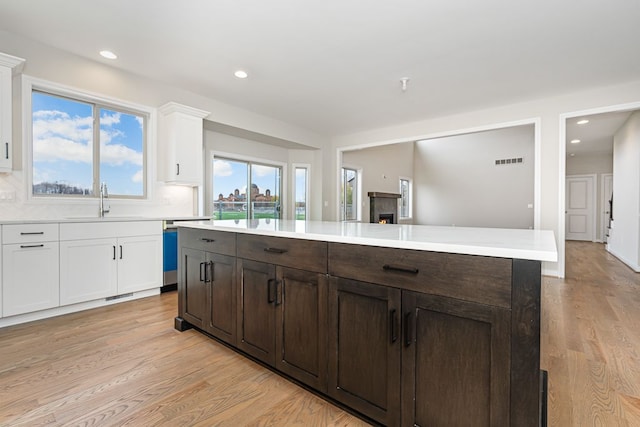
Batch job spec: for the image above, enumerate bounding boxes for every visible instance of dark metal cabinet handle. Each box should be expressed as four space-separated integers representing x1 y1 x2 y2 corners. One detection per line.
20 231 45 235
176 163 180 175
199 262 206 282
20 244 44 249
5 142 8 159
113 246 116 260
119 245 123 259
390 309 399 343
404 312 413 347
264 247 287 254
201 238 215 243
267 278 277 303
208 261 214 283
383 264 419 274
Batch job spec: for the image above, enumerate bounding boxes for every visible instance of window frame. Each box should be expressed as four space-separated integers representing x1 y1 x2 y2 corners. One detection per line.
22 76 154 202
292 163 310 220
208 151 287 220
340 166 359 222
399 176 412 220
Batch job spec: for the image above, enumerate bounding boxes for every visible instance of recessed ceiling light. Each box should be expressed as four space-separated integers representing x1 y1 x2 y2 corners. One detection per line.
570 153 576 157
577 119 589 125
99 50 118 60
570 139 581 144
234 70 248 79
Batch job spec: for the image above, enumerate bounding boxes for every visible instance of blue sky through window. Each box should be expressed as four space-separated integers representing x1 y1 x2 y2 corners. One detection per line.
32 91 144 196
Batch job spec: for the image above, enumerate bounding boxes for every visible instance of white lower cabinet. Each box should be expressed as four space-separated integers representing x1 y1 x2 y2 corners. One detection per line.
2 242 60 317
59 238 118 305
1 223 60 317
59 221 162 305
117 235 163 294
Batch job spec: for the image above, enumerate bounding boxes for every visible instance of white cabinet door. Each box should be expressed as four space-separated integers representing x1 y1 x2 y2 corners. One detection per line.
117 235 162 294
60 238 118 305
0 65 12 172
157 102 209 186
2 242 60 316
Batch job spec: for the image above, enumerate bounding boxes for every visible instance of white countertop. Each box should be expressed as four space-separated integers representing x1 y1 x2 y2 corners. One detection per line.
0 216 209 225
177 219 558 262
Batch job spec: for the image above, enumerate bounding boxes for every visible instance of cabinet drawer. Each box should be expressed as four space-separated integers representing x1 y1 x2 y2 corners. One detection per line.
237 234 327 273
2 223 59 244
179 227 236 256
328 243 512 308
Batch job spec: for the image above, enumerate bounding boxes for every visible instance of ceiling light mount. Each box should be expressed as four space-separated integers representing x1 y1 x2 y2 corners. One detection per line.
400 77 410 92
234 70 248 79
99 50 117 60
577 119 589 125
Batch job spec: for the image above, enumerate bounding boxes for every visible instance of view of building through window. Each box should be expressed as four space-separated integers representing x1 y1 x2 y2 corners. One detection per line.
31 90 145 197
212 157 281 220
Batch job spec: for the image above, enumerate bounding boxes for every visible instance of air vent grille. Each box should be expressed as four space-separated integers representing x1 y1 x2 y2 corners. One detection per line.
495 157 524 165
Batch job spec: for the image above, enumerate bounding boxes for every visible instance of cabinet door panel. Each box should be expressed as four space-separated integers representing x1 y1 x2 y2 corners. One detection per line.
60 238 118 305
2 242 59 316
402 292 510 427
237 259 276 365
180 247 207 328
205 253 236 345
328 277 401 426
276 267 327 391
117 235 162 294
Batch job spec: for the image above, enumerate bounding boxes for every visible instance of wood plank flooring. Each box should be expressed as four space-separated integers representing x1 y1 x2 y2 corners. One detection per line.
542 241 640 426
0 240 639 426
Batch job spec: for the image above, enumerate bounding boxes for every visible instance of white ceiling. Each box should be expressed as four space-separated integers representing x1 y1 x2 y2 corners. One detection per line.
0 0 639 138
566 111 633 158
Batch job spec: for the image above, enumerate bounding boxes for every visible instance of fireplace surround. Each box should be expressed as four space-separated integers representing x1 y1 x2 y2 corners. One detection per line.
368 192 401 224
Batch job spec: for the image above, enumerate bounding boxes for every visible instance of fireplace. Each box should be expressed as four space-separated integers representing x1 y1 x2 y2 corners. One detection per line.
368 192 401 224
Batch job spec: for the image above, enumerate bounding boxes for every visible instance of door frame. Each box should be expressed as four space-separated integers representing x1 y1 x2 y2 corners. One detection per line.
559 100 640 278
565 174 597 242
600 173 613 243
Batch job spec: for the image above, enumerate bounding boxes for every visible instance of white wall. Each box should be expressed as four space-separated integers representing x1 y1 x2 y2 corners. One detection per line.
327 80 640 276
0 31 327 220
608 112 640 271
413 126 534 229
342 141 414 223
566 152 612 241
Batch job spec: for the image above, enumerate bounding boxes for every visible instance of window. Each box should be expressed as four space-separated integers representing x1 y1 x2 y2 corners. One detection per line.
31 89 146 198
212 157 282 220
341 167 358 221
400 178 411 219
294 166 308 220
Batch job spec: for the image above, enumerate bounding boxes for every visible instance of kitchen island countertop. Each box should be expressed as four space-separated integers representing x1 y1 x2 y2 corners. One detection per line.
176 219 557 262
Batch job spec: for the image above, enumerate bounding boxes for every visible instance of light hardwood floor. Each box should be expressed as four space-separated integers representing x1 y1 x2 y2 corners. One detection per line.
1 241 639 426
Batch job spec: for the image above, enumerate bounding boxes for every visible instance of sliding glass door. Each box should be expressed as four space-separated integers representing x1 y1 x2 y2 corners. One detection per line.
212 157 281 220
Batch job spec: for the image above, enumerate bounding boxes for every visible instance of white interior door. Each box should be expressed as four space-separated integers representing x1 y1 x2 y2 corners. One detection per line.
566 175 595 241
601 174 613 242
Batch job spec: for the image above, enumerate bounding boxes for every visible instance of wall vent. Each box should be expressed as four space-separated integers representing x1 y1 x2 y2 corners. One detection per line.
495 157 524 166
106 293 134 301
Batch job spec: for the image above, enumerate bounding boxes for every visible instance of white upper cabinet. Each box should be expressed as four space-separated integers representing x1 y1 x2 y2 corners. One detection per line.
157 102 210 186
0 52 25 173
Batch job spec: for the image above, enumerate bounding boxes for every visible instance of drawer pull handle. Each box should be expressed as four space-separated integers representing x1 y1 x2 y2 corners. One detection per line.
20 244 44 249
404 312 413 347
382 264 419 274
20 231 45 235
201 238 215 243
264 247 287 254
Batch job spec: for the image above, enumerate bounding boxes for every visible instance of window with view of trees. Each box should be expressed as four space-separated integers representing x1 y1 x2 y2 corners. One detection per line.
340 167 357 221
400 178 411 218
31 90 146 198
212 157 282 220
294 166 308 220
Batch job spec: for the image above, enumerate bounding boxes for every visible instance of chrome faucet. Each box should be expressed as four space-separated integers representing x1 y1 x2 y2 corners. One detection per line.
99 182 110 217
